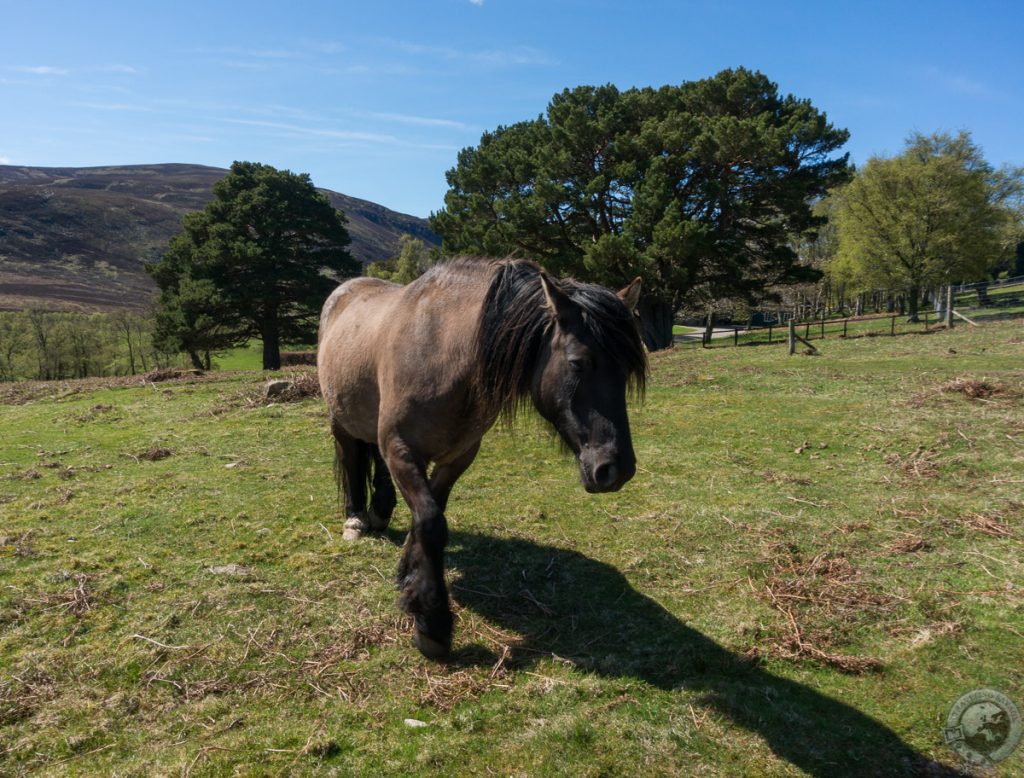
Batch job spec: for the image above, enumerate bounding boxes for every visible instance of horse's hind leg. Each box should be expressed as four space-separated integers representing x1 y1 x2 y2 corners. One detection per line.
367 445 396 531
332 423 372 541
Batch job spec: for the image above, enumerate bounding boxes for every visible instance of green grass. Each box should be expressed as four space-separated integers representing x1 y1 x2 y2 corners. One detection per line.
1 322 1023 775
213 341 317 371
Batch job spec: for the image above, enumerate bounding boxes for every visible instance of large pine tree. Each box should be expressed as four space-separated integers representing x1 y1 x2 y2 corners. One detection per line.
148 162 358 369
431 68 851 349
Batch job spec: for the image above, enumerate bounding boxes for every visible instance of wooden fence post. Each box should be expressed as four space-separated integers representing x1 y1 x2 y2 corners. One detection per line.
890 315 896 336
788 321 796 355
945 285 954 329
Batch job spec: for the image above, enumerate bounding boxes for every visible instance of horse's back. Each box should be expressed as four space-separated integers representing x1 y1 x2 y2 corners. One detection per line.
318 265 491 455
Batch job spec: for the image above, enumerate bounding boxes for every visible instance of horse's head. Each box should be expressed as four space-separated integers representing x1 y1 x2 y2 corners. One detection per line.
532 274 646 493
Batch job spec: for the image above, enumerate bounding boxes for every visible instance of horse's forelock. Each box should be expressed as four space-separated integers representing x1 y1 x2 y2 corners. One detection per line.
563 281 648 396
474 259 647 419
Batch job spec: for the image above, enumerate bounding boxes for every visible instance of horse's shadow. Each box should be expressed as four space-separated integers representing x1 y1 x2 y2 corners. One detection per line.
440 530 963 777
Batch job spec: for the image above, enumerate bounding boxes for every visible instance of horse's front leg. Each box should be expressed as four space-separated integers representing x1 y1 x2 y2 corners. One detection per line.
382 436 452 659
428 442 480 513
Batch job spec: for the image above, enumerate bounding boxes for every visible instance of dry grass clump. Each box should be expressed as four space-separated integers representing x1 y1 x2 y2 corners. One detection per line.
314 620 403 664
0 370 210 406
416 645 512 711
0 532 36 557
57 574 95 617
271 371 321 402
958 510 1014 538
137 445 173 462
939 376 1009 399
884 446 940 481
886 535 930 554
760 551 897 673
0 669 57 726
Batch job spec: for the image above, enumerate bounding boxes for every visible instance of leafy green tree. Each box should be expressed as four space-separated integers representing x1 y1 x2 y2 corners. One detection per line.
830 131 1023 321
365 235 435 284
150 270 245 370
0 314 28 381
147 161 357 369
431 68 850 349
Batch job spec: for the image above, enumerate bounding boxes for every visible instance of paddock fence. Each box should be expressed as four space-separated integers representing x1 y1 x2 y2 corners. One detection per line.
677 275 1024 350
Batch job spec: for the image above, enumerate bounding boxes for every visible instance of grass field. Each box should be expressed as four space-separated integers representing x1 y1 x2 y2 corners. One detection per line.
1 320 1022 776
213 342 316 371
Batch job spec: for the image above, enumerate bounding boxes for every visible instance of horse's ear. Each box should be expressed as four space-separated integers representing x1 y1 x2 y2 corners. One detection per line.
539 272 572 320
617 277 642 312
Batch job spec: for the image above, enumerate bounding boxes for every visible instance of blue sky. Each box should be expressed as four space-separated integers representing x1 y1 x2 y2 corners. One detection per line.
2 1 1021 217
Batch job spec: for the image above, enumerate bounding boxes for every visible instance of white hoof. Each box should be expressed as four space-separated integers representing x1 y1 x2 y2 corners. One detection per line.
342 516 368 541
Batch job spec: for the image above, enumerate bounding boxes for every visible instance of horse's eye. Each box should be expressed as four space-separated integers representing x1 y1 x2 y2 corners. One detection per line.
568 356 590 373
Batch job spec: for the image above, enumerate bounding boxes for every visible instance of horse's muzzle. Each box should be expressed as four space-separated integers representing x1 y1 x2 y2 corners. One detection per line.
580 455 636 493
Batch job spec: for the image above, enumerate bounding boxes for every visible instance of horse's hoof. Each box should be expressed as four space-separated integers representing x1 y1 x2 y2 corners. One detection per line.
414 630 450 660
342 517 368 541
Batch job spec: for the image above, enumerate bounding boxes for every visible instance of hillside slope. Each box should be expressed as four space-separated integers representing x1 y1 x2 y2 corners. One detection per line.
0 164 438 311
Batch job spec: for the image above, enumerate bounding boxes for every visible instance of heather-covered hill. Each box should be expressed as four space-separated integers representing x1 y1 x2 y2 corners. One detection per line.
0 164 438 311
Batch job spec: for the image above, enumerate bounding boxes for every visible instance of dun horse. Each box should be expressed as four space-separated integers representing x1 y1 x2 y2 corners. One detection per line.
318 258 647 658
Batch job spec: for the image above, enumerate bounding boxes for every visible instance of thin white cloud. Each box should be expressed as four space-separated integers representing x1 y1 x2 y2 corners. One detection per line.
920 66 1010 102
93 64 139 74
68 100 160 113
8 65 70 76
468 0 484 5
377 37 557 67
362 111 472 130
221 60 273 71
197 45 304 61
220 117 460 152
0 155 11 165
307 40 345 55
221 117 400 144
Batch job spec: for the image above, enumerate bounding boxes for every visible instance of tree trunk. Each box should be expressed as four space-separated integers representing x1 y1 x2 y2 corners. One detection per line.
188 350 205 371
976 283 990 307
637 298 674 351
261 319 282 370
907 285 921 323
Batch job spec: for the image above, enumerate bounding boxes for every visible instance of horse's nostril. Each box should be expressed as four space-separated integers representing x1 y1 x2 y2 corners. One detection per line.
594 462 618 489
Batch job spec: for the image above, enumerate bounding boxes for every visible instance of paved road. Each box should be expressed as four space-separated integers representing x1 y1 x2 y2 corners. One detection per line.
673 327 746 344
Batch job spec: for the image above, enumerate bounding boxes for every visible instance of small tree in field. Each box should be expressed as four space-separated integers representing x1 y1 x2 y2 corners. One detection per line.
147 161 358 369
365 235 435 284
830 131 1023 321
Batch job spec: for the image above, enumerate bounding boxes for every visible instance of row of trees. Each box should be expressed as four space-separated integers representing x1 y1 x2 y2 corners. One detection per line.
16 70 1017 377
0 310 165 382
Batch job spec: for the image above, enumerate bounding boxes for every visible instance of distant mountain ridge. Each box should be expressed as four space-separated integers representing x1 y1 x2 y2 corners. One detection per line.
0 163 438 312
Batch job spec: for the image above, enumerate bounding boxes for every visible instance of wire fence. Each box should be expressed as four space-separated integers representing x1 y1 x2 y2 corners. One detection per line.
678 276 1024 350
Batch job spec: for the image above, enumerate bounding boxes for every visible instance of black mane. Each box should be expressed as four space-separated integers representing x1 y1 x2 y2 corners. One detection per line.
471 258 647 419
